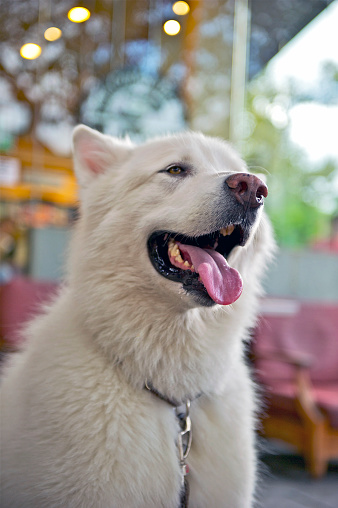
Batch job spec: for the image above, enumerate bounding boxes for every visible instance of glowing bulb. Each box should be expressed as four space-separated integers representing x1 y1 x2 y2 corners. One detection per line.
20 43 42 60
67 7 91 23
44 27 62 41
163 20 181 36
172 1 190 15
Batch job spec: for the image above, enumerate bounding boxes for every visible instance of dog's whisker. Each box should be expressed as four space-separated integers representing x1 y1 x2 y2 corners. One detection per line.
248 165 271 177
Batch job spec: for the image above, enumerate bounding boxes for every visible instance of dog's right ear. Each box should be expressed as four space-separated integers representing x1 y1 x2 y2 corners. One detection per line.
72 125 133 188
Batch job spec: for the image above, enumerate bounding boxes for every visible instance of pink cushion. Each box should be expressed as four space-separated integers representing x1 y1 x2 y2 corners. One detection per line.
0 277 58 348
266 381 338 429
253 300 338 383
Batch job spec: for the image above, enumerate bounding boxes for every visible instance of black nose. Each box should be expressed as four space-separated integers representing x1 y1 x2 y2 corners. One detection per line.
225 173 268 208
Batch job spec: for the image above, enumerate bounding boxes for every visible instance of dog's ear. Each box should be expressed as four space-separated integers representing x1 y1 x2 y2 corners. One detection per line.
72 125 133 188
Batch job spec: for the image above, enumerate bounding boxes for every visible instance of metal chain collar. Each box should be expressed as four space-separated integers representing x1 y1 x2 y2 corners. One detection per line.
144 382 193 507
176 399 192 479
176 400 192 508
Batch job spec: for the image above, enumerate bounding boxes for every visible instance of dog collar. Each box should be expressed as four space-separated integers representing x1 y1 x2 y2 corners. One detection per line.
145 380 187 407
145 380 201 407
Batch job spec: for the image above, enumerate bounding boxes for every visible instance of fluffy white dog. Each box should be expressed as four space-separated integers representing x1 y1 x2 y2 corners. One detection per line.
0 127 274 508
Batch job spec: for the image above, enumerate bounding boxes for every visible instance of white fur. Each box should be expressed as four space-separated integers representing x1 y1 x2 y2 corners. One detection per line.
0 127 275 507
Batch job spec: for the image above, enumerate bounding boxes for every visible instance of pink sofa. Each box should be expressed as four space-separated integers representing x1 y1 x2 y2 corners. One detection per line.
252 299 338 477
0 276 58 351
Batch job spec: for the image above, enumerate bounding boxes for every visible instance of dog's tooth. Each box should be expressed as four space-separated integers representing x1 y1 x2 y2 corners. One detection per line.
175 254 183 263
220 225 235 236
168 239 178 255
172 245 179 256
184 261 190 267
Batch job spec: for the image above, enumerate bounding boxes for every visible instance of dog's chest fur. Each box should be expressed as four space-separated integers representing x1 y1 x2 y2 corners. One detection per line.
1 289 256 508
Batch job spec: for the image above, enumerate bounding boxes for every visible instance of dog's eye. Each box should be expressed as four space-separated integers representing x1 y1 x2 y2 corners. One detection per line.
159 164 188 176
167 165 183 175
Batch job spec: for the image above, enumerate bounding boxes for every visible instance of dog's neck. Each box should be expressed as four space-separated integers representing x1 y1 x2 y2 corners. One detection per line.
90 300 251 403
69 262 259 402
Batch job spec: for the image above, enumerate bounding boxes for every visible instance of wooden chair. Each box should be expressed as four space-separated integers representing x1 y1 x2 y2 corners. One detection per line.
252 299 338 477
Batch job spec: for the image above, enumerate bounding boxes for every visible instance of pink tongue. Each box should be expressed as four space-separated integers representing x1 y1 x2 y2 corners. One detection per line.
177 242 243 305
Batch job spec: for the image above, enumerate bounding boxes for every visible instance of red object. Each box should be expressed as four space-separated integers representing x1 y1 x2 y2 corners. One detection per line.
252 298 338 476
0 276 58 349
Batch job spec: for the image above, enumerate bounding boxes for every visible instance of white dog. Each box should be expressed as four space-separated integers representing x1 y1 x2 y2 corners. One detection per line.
0 127 274 508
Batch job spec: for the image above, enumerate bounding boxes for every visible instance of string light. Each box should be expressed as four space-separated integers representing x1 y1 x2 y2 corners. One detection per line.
172 1 190 15
44 27 62 41
20 43 42 60
163 20 181 36
67 7 91 23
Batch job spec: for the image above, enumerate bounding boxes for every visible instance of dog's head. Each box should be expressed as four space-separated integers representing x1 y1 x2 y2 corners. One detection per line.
71 125 272 311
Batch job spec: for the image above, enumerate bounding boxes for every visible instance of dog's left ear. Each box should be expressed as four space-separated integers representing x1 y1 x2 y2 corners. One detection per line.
72 125 133 188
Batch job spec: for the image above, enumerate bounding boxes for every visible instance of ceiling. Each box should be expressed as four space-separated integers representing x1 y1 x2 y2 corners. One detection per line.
249 0 335 78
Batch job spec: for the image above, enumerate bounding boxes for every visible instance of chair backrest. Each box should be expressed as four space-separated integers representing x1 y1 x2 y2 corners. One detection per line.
0 276 58 349
253 299 338 384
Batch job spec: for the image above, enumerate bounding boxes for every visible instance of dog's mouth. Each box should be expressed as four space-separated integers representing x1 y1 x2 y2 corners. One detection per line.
148 224 249 306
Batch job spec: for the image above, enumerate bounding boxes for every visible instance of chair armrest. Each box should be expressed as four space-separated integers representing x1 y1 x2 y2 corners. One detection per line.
254 349 324 424
295 369 325 425
254 349 313 369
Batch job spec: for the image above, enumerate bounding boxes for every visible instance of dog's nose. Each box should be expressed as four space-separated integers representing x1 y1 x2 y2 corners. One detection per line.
225 173 268 208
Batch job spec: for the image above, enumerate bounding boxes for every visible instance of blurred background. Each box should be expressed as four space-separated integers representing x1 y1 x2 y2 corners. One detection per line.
0 0 337 295
1 0 338 502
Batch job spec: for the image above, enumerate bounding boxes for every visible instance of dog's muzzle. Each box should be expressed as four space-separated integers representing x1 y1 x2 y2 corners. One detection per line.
147 172 268 307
